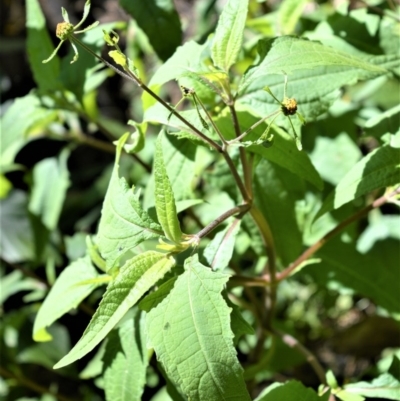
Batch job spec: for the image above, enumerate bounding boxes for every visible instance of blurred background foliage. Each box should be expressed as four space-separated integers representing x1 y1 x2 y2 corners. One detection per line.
0 0 399 400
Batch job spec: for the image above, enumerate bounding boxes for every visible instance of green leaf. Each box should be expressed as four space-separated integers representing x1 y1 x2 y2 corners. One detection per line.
96 134 162 269
211 0 249 72
254 159 304 266
203 219 241 271
149 41 207 87
240 36 387 94
278 0 310 35
364 104 400 137
0 271 40 305
28 149 70 231
307 237 400 314
0 190 35 263
146 255 251 401
255 380 330 401
315 146 400 221
0 94 57 170
344 373 400 400
54 251 175 369
103 312 147 401
120 0 182 61
309 133 362 186
26 0 61 92
33 256 103 342
154 131 183 243
144 132 197 209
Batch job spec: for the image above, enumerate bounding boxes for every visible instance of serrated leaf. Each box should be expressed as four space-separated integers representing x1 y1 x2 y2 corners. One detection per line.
33 256 103 342
255 380 330 401
96 134 162 269
240 36 387 94
211 0 249 72
154 131 183 243
203 219 241 271
26 0 61 92
146 255 251 401
143 132 197 211
344 373 400 400
315 146 400 221
120 0 181 61
54 251 175 369
28 149 70 231
103 312 147 401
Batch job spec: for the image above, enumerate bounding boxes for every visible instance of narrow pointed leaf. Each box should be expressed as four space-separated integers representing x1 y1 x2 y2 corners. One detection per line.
54 251 175 369
33 256 103 342
211 0 249 72
146 255 251 401
154 130 183 243
96 134 162 269
103 312 147 401
315 146 400 221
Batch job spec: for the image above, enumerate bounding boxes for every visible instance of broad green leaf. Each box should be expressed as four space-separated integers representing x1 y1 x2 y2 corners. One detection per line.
146 255 251 401
309 133 362 186
214 109 323 190
149 41 207 87
211 0 249 72
0 94 57 170
154 131 183 243
203 219 241 271
120 0 182 61
28 149 70 231
344 373 400 400
144 132 197 209
238 62 390 124
0 190 35 263
54 251 175 369
278 0 310 35
254 159 304 266
103 312 147 401
364 104 400 137
240 36 387 94
315 146 400 221
307 237 399 314
96 134 162 269
26 0 61 92
255 380 330 401
33 256 104 342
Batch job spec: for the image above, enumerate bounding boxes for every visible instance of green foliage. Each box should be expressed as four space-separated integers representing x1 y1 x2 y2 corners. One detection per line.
1 0 400 400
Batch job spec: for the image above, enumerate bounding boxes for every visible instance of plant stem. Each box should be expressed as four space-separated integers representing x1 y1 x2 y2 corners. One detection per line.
249 206 277 329
196 204 250 240
272 329 327 385
276 186 400 282
0 366 78 401
71 36 222 152
228 104 252 200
